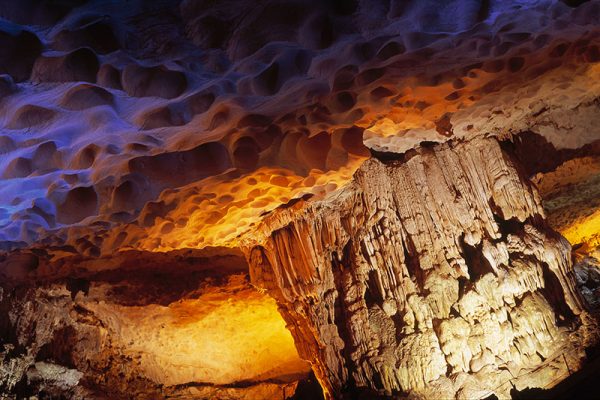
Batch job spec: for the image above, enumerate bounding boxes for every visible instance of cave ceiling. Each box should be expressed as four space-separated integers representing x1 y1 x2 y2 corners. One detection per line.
0 0 600 399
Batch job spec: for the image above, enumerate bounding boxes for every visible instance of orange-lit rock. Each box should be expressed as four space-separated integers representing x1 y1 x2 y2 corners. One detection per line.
86 279 308 386
535 156 600 251
245 136 591 399
2 0 600 258
1 0 600 399
0 249 310 398
532 149 600 313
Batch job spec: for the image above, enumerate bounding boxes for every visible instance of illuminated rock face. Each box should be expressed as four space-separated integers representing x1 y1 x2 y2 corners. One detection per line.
0 0 599 398
1 0 600 254
246 137 586 399
0 249 310 398
535 154 600 253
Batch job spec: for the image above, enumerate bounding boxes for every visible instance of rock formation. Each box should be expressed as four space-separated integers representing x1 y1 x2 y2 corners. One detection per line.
245 136 592 398
1 0 600 255
0 0 599 399
0 248 311 398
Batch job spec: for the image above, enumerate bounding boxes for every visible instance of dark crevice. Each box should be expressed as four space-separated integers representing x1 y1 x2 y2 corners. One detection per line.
370 140 439 165
501 131 600 178
36 326 77 368
330 241 359 395
290 371 326 400
536 350 547 362
488 196 526 238
366 270 384 307
460 237 495 282
539 261 578 326
513 292 526 308
494 215 525 238
562 0 591 7
477 0 491 23
401 231 425 292
65 277 90 300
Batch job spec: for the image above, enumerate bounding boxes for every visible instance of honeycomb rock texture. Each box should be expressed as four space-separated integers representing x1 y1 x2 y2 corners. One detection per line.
0 0 599 255
245 137 587 399
0 1 599 399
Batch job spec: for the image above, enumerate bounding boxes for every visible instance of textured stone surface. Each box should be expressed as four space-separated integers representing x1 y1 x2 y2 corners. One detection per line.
244 137 588 399
1 0 600 254
0 249 310 399
536 155 600 252
0 1 599 398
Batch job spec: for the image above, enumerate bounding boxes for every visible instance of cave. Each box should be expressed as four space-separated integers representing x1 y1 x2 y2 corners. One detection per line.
0 1 600 399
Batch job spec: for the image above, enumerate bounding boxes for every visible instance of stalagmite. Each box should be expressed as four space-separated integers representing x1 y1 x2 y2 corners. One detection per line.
245 136 587 399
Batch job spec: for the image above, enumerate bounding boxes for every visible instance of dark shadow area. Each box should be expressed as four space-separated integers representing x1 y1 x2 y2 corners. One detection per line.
511 341 600 399
291 371 326 400
501 131 600 178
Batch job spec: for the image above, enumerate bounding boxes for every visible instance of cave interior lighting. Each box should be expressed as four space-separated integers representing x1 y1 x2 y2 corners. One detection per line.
0 0 600 399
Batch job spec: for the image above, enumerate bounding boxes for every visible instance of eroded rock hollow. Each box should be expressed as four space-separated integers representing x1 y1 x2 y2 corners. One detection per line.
1 0 600 399
246 137 589 399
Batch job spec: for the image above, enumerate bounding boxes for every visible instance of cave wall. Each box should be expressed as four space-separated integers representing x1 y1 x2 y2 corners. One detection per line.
1 0 600 255
0 249 310 399
0 0 599 398
245 136 586 399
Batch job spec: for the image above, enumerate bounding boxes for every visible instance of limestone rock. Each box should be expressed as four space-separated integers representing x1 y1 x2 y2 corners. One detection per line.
0 249 310 399
244 136 587 399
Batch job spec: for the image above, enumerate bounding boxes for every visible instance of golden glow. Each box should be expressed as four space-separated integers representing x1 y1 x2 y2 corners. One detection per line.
363 74 483 138
130 156 366 251
537 156 600 252
99 62 600 254
363 62 600 153
89 275 310 386
129 65 518 252
561 209 600 250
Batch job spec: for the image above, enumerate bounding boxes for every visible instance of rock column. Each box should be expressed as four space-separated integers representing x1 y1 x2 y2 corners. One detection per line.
245 137 584 399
